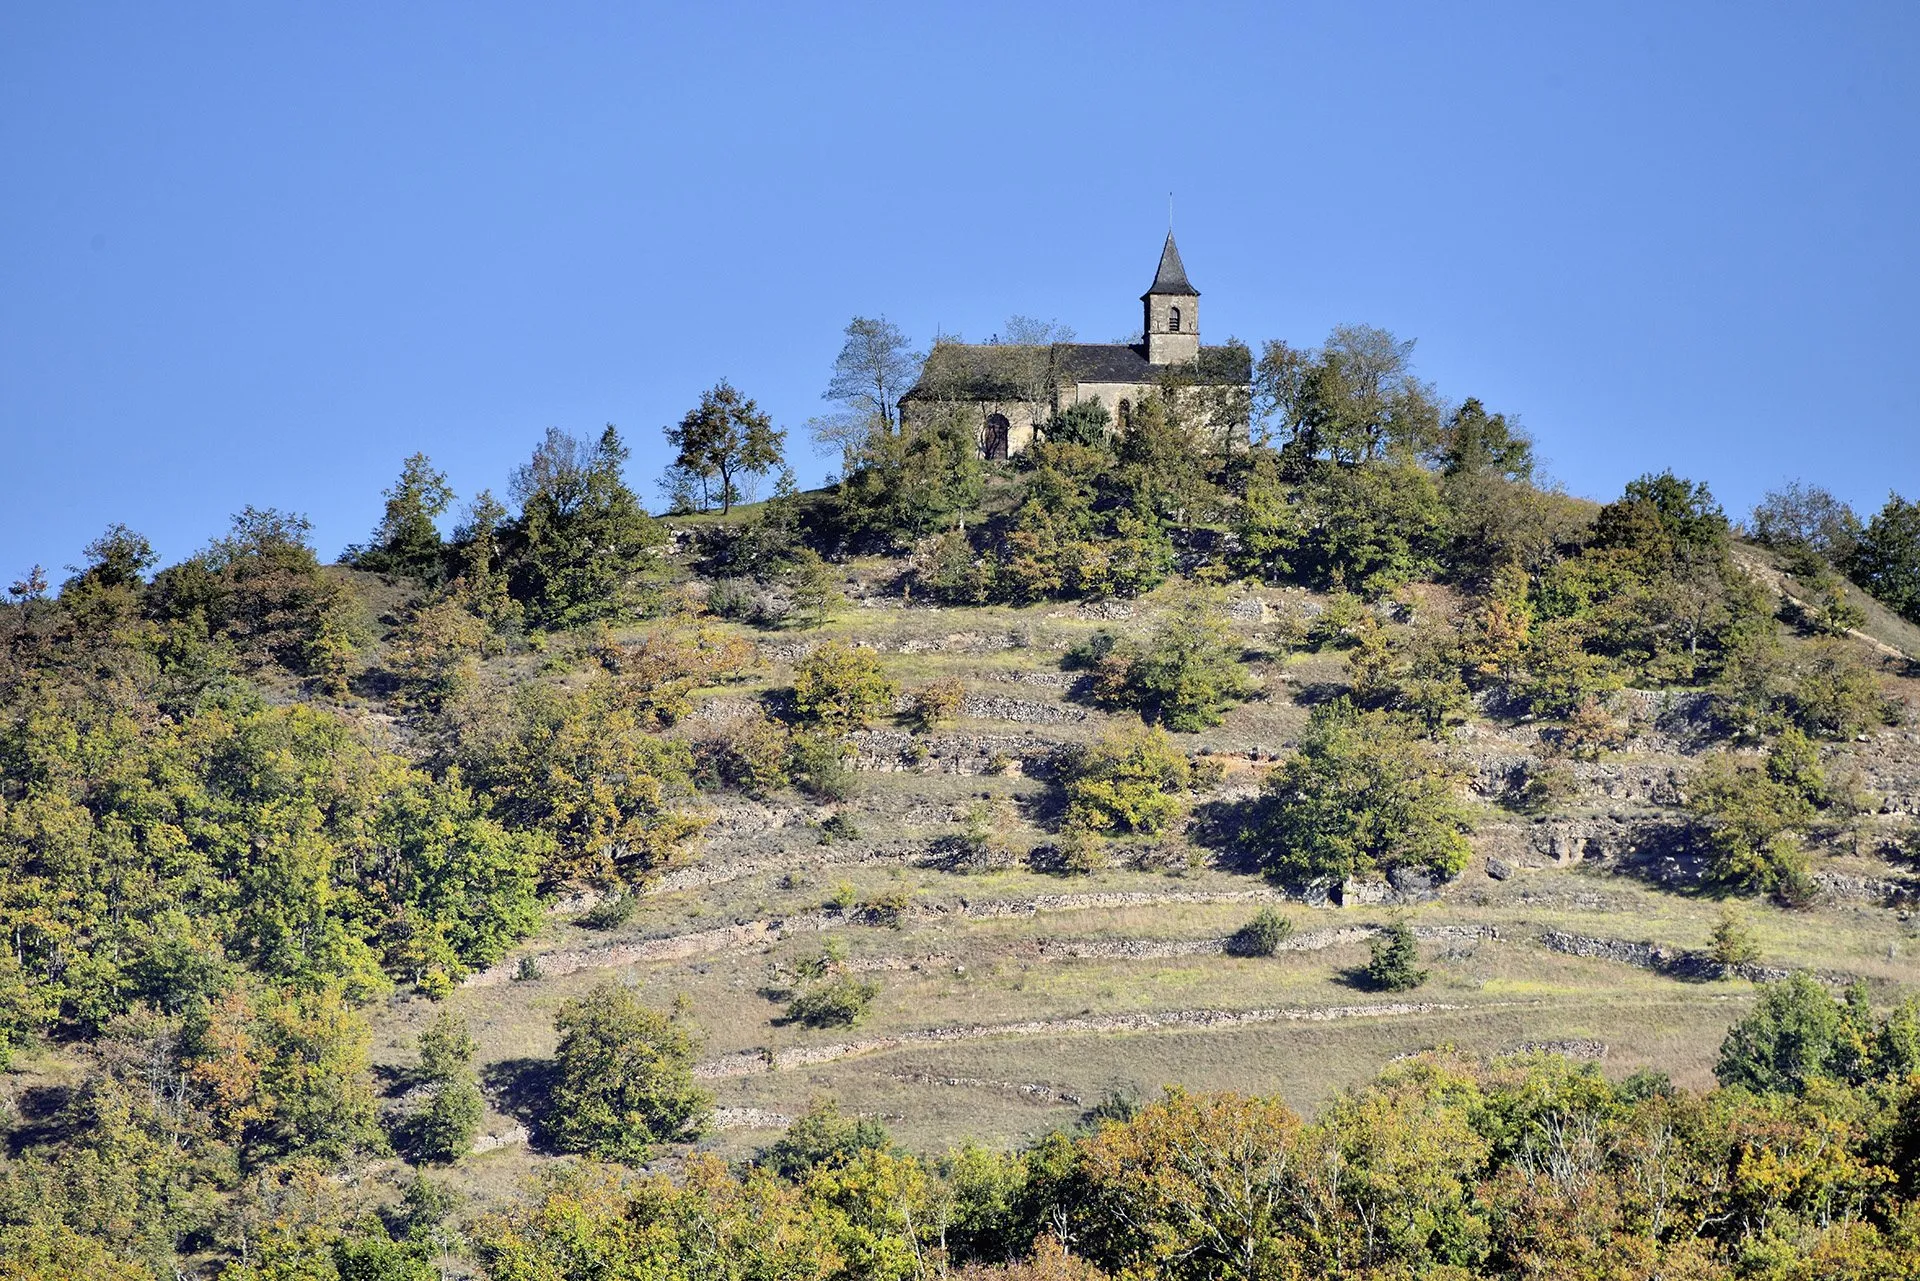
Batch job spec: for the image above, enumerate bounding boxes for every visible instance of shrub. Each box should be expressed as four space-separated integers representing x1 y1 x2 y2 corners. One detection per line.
1707 909 1760 970
817 811 860 843
787 976 879 1028
577 890 639 931
786 549 844 630
909 678 966 730
760 1097 894 1179
859 890 911 928
791 641 898 728
1548 695 1626 761
1244 701 1472 887
790 732 857 801
705 576 761 621
1504 759 1576 813
545 981 711 1163
1059 724 1192 836
1686 753 1816 900
948 799 1018 871
1058 824 1109 875
1226 907 1294 958
1073 596 1253 731
1364 921 1427 991
690 710 791 797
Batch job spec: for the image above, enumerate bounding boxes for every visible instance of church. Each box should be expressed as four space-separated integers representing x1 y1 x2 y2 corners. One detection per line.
899 233 1252 458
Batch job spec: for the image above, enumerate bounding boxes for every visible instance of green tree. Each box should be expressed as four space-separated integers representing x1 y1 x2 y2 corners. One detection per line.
1059 723 1191 837
1687 752 1815 899
69 523 159 591
665 380 787 514
1435 397 1533 481
509 426 664 627
1749 480 1862 563
1254 324 1439 466
1715 973 1875 1094
1043 400 1112 448
360 453 453 581
836 409 984 548
786 548 844 630
1245 701 1472 886
1080 595 1253 731
545 981 711 1163
1708 909 1761 969
413 1011 483 1164
1364 921 1428 991
1851 492 1920 623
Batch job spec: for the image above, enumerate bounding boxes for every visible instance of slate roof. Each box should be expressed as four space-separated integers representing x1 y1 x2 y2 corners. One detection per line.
1143 232 1198 297
901 340 1248 402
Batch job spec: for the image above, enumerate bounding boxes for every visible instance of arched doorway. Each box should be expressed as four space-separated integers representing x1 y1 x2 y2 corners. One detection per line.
983 413 1011 460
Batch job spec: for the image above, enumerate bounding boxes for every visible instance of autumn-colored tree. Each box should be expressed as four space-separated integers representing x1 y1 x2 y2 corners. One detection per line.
790 641 897 729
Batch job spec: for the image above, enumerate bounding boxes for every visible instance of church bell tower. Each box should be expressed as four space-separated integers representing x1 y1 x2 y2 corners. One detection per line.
1142 231 1200 366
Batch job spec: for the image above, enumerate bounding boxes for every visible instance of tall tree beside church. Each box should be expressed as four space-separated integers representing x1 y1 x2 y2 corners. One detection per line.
817 315 922 470
664 381 786 514
509 426 663 627
1254 325 1439 467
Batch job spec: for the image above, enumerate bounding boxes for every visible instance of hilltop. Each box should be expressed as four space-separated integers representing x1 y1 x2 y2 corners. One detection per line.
4 324 1920 1277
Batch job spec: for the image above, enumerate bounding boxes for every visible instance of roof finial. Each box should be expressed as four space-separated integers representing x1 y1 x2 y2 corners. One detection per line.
1168 191 1174 233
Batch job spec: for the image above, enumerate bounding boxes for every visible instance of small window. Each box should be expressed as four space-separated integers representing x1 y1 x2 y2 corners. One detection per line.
1118 399 1132 430
1169 306 1182 333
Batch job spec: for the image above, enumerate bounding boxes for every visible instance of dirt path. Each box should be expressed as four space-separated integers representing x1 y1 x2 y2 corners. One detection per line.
692 1000 1468 1079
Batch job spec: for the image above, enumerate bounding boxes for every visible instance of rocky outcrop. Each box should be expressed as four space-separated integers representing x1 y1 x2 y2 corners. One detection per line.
1810 870 1920 907
846 729 1059 775
960 694 1087 725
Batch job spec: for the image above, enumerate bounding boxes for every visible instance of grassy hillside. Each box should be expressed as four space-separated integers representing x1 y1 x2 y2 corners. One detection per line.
388 563 1920 1204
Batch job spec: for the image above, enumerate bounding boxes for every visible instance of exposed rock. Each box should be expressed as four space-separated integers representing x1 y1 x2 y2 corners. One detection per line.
1811 870 1920 907
1387 866 1436 900
471 1123 530 1155
1337 878 1395 906
960 694 1087 725
1511 1039 1608 1060
712 1107 794 1131
1485 856 1514 881
846 729 1057 775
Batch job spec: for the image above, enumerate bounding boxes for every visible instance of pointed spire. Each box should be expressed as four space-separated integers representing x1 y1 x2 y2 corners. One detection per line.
1143 231 1198 297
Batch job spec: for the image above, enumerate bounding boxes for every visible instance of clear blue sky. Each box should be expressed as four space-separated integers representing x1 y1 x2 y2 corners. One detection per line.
4 2 1916 574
